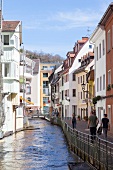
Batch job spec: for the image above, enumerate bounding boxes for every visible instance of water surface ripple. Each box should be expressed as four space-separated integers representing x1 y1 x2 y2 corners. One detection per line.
0 119 76 170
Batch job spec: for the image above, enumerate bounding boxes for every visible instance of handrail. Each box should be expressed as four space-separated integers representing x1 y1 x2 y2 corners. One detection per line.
62 119 113 170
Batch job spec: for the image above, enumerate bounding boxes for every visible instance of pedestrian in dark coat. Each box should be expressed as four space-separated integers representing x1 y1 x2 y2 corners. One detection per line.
101 114 110 140
72 113 76 129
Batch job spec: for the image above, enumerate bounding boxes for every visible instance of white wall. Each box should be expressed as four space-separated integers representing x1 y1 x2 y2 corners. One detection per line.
69 40 94 117
90 27 106 122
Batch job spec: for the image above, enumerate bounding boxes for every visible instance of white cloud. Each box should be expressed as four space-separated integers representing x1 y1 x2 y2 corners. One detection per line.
23 8 103 31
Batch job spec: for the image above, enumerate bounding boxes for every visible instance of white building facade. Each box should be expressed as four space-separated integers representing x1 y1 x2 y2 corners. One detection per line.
1 21 22 134
69 40 94 117
90 27 106 123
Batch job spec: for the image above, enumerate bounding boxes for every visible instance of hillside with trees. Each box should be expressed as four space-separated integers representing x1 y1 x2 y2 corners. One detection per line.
24 50 64 63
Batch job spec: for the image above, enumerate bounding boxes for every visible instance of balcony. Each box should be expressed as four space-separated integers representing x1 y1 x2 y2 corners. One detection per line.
19 66 33 78
1 49 20 63
3 80 19 93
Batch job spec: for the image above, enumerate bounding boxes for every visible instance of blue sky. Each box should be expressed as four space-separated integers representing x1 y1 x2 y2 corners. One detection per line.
3 0 112 58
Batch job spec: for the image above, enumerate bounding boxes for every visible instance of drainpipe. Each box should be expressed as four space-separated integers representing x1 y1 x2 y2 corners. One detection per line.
0 0 3 139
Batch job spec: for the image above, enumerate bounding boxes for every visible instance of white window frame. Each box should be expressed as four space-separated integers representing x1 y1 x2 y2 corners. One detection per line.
97 78 99 92
96 46 98 61
100 76 102 91
108 105 111 124
102 39 105 56
103 74 105 90
107 30 111 52
99 43 101 58
108 70 111 85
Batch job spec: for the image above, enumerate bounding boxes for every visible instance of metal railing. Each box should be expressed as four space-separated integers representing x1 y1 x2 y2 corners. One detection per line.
56 118 113 170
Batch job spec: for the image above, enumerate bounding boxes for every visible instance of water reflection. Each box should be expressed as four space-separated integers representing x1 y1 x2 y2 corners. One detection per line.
0 119 76 170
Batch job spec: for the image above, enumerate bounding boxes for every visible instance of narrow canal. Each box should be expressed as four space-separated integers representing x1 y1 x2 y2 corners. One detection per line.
0 119 77 170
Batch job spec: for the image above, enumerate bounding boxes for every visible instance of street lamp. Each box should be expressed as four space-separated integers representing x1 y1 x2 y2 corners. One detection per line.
81 81 88 118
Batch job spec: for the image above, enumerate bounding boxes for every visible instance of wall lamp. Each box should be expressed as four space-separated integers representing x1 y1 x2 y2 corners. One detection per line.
81 81 89 93
65 95 70 102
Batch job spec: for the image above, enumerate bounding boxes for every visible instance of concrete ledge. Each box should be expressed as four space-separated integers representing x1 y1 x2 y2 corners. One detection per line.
68 162 95 170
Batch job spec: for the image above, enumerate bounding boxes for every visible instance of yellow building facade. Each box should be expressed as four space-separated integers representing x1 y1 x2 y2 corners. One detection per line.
40 62 57 113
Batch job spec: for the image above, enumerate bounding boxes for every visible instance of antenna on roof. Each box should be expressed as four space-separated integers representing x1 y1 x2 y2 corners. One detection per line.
86 27 91 37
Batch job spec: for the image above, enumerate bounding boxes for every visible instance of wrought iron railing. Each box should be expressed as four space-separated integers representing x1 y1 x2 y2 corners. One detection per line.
56 118 113 170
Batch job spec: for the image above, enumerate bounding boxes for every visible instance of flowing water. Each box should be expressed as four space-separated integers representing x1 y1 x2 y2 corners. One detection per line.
0 119 77 170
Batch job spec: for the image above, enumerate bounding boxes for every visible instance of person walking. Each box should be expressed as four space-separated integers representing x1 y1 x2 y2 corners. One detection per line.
101 114 110 140
72 113 76 129
88 111 99 143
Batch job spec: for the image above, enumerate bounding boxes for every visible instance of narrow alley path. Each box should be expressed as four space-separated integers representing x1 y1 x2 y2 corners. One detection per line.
0 119 76 170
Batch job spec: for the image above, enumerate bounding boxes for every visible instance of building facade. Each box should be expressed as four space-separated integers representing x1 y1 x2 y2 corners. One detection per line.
40 62 57 113
1 20 22 134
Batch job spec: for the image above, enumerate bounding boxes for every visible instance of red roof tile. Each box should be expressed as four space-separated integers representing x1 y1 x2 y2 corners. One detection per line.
2 21 20 32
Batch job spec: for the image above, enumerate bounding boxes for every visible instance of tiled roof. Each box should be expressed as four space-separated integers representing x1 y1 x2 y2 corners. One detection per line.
2 21 20 32
59 68 69 76
32 59 40 74
74 65 86 74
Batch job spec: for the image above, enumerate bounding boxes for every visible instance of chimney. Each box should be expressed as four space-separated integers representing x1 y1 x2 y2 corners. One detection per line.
82 37 88 41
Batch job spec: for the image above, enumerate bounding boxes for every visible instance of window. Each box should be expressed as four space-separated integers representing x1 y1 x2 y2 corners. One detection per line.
43 81 48 88
99 43 101 58
72 89 76 97
50 66 55 69
108 70 111 84
100 76 102 91
43 73 48 77
108 105 111 124
97 78 99 92
42 66 48 70
83 91 85 99
103 74 105 90
81 76 82 83
112 25 113 48
66 74 68 82
96 47 98 60
81 92 82 99
72 105 77 115
26 85 31 94
43 88 49 95
78 77 80 84
107 30 111 52
83 75 85 82
89 45 92 49
4 64 10 77
72 73 76 81
43 97 49 104
102 39 105 55
4 35 9 45
62 91 64 100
